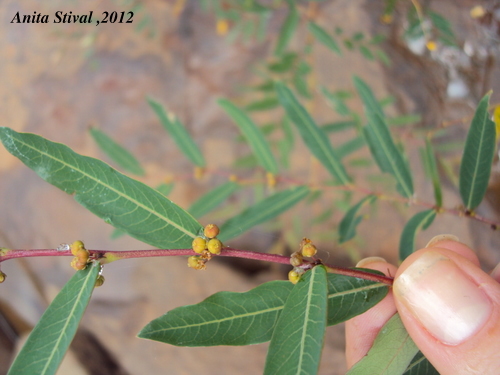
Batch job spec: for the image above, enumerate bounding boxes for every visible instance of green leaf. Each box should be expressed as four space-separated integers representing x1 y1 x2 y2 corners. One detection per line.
219 99 279 174
0 127 202 249
188 181 239 218
347 313 419 375
233 122 277 141
251 80 276 92
264 266 327 375
278 116 294 168
321 120 357 133
274 2 299 56
148 97 206 167
233 153 259 169
245 96 280 112
111 182 175 240
339 195 376 243
8 263 100 375
337 136 366 159
138 270 388 346
293 72 311 98
320 87 351 116
89 127 145 176
399 209 436 261
374 49 391 66
422 139 443 206
276 83 351 185
354 76 414 197
268 52 298 73
359 45 375 60
403 351 439 375
459 92 496 210
429 11 456 46
218 185 309 241
308 21 341 55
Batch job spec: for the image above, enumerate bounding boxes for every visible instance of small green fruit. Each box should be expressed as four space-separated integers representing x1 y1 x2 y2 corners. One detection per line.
95 275 105 287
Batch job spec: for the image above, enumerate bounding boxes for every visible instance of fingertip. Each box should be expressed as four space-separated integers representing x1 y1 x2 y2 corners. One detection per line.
394 247 500 374
345 257 397 368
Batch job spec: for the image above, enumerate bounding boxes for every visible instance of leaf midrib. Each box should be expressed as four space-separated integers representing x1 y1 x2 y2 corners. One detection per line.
465 111 489 208
279 86 349 185
41 264 97 374
149 282 386 333
296 266 322 374
220 100 277 174
369 112 412 198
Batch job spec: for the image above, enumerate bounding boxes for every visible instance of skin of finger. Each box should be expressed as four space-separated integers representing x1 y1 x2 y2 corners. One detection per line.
345 260 398 368
394 246 500 375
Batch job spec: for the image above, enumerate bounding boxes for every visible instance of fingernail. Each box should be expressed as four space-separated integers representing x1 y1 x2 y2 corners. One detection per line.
356 257 387 268
394 251 491 345
425 234 459 248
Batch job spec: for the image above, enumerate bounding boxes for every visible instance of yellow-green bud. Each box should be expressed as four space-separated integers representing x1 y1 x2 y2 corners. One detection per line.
207 238 222 255
187 255 206 270
301 243 317 258
203 224 220 239
192 237 207 254
0 271 6 283
70 240 85 256
288 270 301 284
95 275 105 287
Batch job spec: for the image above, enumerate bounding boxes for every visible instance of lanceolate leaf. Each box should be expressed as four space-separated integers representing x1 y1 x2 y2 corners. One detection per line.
8 263 100 375
354 76 414 198
218 99 279 174
347 313 419 375
148 98 206 167
0 127 202 249
244 96 280 112
403 351 439 375
320 87 351 116
89 127 145 176
218 185 309 241
399 209 436 261
264 266 328 375
308 21 342 55
276 83 351 185
459 92 496 210
188 181 239 218
337 136 366 159
339 195 376 243
422 138 443 207
274 1 299 56
110 182 174 240
138 270 388 346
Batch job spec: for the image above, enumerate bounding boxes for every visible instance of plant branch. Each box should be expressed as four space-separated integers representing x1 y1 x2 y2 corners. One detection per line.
0 247 394 285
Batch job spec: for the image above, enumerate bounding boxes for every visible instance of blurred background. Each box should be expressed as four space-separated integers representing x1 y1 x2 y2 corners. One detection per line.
1 0 500 373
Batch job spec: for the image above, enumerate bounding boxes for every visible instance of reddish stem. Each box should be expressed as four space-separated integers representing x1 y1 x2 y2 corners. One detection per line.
0 246 394 285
